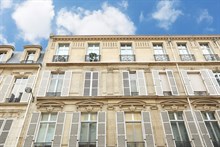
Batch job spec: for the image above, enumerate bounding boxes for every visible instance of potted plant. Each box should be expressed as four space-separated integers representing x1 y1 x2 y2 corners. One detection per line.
89 53 98 61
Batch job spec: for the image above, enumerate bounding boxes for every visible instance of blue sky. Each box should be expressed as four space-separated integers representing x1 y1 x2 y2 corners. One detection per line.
0 0 219 51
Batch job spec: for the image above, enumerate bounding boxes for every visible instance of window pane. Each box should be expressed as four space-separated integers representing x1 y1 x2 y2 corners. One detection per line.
171 122 181 141
89 123 97 142
48 79 56 92
56 79 63 92
50 113 57 121
176 112 183 120
125 113 133 121
81 114 89 121
126 123 134 141
36 124 47 142
45 124 55 142
178 122 189 141
90 113 97 121
133 113 141 121
168 112 175 120
130 80 138 92
207 112 215 120
42 114 49 121
80 123 89 142
134 123 143 141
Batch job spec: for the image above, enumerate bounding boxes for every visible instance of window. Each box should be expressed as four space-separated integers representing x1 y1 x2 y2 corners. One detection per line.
202 112 220 147
214 73 220 86
35 113 57 147
0 52 6 62
169 112 191 147
86 43 100 61
200 43 213 54
125 113 144 147
25 51 35 63
0 119 13 146
200 43 219 61
46 73 64 96
7 78 28 102
178 44 189 55
53 44 69 62
178 43 195 61
79 113 97 147
188 73 207 95
83 72 98 96
160 73 172 96
120 43 135 61
153 43 169 61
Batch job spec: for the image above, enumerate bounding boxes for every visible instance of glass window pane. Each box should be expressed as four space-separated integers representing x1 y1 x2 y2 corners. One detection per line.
126 123 134 142
56 79 63 92
125 113 133 121
178 122 189 141
36 124 47 142
90 113 97 121
80 123 89 142
207 112 215 120
50 113 57 121
42 114 49 121
81 113 89 121
176 112 183 120
48 79 56 92
133 113 141 121
201 112 208 120
134 123 143 141
45 124 55 142
169 112 175 120
89 123 97 142
171 122 181 141
130 80 138 92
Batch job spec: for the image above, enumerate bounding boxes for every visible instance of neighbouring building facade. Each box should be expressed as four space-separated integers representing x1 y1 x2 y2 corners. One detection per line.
0 35 220 147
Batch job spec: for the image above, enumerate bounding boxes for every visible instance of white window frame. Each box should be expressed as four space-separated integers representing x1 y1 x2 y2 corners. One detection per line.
200 43 213 55
56 43 69 55
177 43 190 55
153 44 165 54
83 71 99 96
87 43 100 55
26 51 35 62
47 73 64 94
11 78 28 98
120 43 133 55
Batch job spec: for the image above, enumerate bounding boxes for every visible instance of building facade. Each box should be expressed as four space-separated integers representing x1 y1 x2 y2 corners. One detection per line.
1 35 220 147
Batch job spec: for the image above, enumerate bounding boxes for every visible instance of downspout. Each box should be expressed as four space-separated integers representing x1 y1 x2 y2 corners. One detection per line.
168 38 205 147
16 64 41 147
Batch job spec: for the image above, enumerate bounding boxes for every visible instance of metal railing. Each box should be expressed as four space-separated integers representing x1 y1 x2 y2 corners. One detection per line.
78 142 96 147
52 55 69 62
179 54 196 61
20 60 35 63
203 54 220 61
46 92 61 97
120 55 136 61
5 93 22 103
131 92 139 96
127 142 145 147
175 141 192 147
154 54 170 61
34 142 52 147
85 55 101 62
194 91 207 96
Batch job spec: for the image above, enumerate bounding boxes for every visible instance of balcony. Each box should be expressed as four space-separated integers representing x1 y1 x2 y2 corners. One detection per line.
175 141 191 147
78 142 96 147
20 60 35 63
120 55 136 61
5 93 22 103
203 54 220 61
127 142 145 147
180 54 196 61
46 92 61 97
34 142 51 147
52 55 69 62
154 54 170 61
131 92 139 96
85 54 101 62
194 91 207 96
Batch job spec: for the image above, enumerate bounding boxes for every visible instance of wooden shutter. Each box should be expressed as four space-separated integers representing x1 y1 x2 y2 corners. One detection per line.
137 70 147 95
207 70 220 95
194 110 214 147
216 110 220 121
37 71 51 97
160 111 175 147
97 111 106 147
116 112 126 147
20 75 36 102
122 71 130 96
92 72 99 96
200 69 217 95
0 75 14 102
166 70 179 95
61 71 72 96
180 70 194 95
142 111 155 147
69 112 80 147
52 112 66 147
152 70 163 96
0 119 13 145
23 112 40 147
183 110 203 147
84 72 91 96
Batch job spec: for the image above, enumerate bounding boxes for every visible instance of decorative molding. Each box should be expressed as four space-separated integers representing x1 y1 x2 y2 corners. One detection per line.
117 100 148 112
75 100 104 112
191 99 219 110
160 99 188 110
36 101 64 112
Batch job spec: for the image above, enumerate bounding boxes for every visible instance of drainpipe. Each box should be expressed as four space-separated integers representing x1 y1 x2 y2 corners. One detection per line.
168 38 205 147
15 64 41 147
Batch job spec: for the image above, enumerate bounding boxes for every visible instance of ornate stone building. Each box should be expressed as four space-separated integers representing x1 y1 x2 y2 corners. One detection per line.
1 35 220 147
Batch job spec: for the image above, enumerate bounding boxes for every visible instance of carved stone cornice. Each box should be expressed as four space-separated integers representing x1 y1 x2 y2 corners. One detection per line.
160 99 188 111
75 100 104 112
36 101 65 112
191 99 220 110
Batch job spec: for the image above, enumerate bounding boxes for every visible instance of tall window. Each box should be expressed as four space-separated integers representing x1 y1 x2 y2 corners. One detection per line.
200 43 218 61
86 43 100 61
83 72 98 96
120 43 135 61
214 73 220 86
53 44 69 62
0 52 6 62
153 44 165 54
200 43 213 54
125 113 144 147
7 78 28 102
25 51 35 63
79 113 97 147
46 73 64 96
35 113 57 147
178 44 189 54
201 112 220 147
169 112 191 147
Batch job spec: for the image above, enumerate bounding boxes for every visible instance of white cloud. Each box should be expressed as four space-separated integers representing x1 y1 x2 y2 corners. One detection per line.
197 9 213 24
12 0 54 43
152 0 183 30
0 33 14 45
139 11 144 22
56 3 136 35
0 0 13 12
118 0 128 10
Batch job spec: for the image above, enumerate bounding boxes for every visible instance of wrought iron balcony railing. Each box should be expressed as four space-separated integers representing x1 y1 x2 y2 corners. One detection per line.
52 55 69 62
85 55 101 62
46 92 61 97
20 60 35 63
5 93 22 103
154 54 170 61
194 91 207 96
120 55 136 61
203 54 220 61
34 142 52 147
175 141 192 147
180 54 196 61
127 142 145 147
78 142 96 147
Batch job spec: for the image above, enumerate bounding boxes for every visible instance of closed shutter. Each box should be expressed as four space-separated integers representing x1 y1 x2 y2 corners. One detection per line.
0 75 14 102
137 70 147 95
52 112 66 147
122 71 130 96
142 111 155 147
97 111 106 147
116 112 126 147
69 112 80 147
92 72 99 96
84 72 91 96
20 75 36 102
208 70 220 95
200 69 217 95
194 110 214 147
180 70 194 95
160 111 175 147
166 70 179 95
0 119 13 145
61 71 72 96
152 70 163 96
216 110 220 121
183 110 203 147
37 71 51 97
23 112 40 147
